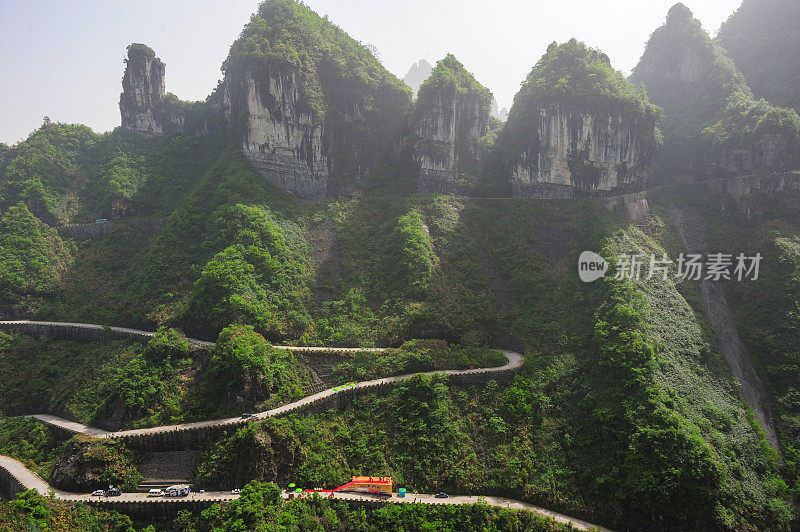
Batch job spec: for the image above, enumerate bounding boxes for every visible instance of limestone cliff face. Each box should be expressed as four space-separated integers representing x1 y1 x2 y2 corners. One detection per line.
635 47 702 86
502 40 659 197
217 68 329 199
412 55 491 194
120 45 166 135
704 133 798 176
510 106 651 196
120 44 215 138
414 89 488 194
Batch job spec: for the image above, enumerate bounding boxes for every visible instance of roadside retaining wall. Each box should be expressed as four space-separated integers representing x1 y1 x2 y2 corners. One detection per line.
0 321 153 345
0 464 26 500
58 218 166 241
115 366 518 451
85 499 221 521
600 191 650 222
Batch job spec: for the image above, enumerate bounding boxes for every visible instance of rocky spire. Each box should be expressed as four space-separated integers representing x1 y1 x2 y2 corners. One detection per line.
119 43 166 135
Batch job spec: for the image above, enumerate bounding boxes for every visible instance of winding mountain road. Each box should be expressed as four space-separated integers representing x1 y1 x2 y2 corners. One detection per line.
25 349 523 439
0 320 611 529
0 320 523 439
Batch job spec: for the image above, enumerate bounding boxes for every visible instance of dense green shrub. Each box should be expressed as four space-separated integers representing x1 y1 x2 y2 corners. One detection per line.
0 202 71 300
143 327 190 363
332 339 506 382
0 123 96 224
701 93 800 152
52 438 141 492
391 211 434 297
185 203 310 339
206 324 303 405
0 416 63 476
102 354 181 428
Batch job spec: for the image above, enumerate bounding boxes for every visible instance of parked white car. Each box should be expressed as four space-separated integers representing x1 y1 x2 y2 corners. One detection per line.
148 489 164 497
91 490 105 497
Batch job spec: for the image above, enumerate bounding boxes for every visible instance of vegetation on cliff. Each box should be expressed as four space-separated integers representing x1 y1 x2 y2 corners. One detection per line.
413 54 492 122
631 2 800 175
718 0 800 113
498 39 660 182
0 123 96 224
0 202 72 305
0 491 137 532
3 1 800 529
412 54 492 188
184 203 311 340
682 187 800 507
221 0 411 184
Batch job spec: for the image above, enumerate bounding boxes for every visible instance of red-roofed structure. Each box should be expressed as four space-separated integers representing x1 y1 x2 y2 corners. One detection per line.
331 476 393 494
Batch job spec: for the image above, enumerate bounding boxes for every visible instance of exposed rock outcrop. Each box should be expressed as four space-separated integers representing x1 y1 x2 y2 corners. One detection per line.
210 1 410 200
704 133 798 176
511 107 652 195
403 59 433 95
120 44 165 135
216 67 329 199
412 55 491 194
120 44 218 138
501 40 660 197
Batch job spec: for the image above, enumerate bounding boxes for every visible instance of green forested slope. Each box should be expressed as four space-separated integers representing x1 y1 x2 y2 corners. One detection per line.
717 0 800 113
1 0 799 529
630 3 800 177
0 101 793 532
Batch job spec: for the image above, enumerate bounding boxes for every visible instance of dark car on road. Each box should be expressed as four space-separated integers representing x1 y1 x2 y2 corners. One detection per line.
435 492 449 498
106 488 121 497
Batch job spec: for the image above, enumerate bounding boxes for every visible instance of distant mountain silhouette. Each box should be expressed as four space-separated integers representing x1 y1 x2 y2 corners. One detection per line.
403 59 433 94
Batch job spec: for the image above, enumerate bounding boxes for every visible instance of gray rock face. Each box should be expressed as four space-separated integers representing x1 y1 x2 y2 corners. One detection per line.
414 89 488 194
403 59 433 94
636 48 702 85
119 45 213 138
704 133 798 176
511 106 650 196
120 47 166 135
219 68 329 200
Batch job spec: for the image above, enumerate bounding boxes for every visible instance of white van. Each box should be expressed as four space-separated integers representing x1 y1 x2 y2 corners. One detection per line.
148 489 164 497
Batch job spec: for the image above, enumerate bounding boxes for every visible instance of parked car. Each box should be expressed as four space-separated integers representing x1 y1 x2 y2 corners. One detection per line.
94 218 108 224
435 492 449 499
106 488 121 497
148 489 164 497
91 490 105 497
241 412 255 419
232 488 241 495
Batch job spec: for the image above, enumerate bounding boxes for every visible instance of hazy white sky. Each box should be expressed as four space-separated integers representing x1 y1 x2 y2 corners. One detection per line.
0 0 742 144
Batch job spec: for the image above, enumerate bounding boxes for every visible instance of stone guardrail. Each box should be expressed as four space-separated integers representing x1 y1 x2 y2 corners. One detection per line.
58 217 167 241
